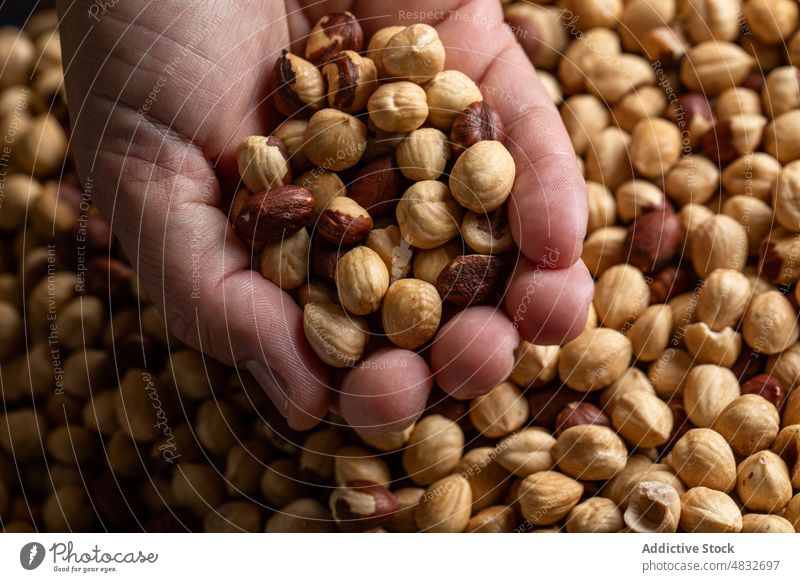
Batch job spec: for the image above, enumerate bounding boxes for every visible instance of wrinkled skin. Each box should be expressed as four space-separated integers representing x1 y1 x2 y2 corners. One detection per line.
57 0 592 430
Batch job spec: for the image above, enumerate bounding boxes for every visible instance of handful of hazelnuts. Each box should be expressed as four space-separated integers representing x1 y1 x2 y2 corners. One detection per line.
231 12 517 368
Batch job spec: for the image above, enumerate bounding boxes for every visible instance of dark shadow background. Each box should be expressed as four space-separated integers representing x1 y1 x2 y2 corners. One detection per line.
1 1 55 26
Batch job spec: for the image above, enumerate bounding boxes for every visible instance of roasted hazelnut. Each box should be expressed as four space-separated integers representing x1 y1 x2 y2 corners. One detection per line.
612 390 674 447
236 136 292 194
665 92 714 146
724 195 773 255
689 213 748 278
583 226 628 276
681 41 756 95
510 342 560 388
586 181 616 234
641 25 688 65
335 246 389 315
450 101 505 155
503 2 568 70
402 415 464 486
743 0 799 44
469 382 528 438
761 66 800 118
296 169 345 219
304 108 366 171
412 241 461 286
683 364 741 427
415 474 472 533
585 52 655 103
586 127 634 190
322 50 378 113
385 487 424 532
454 447 510 513
669 428 737 492
559 328 632 392
764 110 800 163
566 497 624 533
775 160 800 231
555 402 611 436
271 51 325 118
333 446 390 487
617 180 667 225
424 70 483 131
593 264 650 330
624 481 681 533
461 208 514 255
679 487 742 532
713 394 780 456
702 113 767 163
259 228 310 290
317 196 373 245
683 0 741 43
552 424 627 481
266 498 334 533
303 302 369 368
630 118 682 177
330 481 398 532
396 127 451 181
366 25 406 79
12 113 67 177
518 471 583 526
737 450 793 512
272 119 311 171
368 81 429 133
449 140 515 213
366 225 412 282
684 322 742 367
612 86 666 134
381 278 442 349
629 304 673 362
742 290 800 355
305 12 363 65
466 505 518 533
741 513 796 533
382 24 445 83
396 180 461 249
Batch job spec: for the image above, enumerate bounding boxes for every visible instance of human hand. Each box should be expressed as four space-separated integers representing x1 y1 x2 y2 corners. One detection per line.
57 0 593 431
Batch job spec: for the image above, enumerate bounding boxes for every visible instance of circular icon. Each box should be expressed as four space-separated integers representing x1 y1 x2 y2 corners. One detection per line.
19 542 46 570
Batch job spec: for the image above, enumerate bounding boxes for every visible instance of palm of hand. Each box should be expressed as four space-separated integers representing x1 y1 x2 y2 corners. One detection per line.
58 0 592 431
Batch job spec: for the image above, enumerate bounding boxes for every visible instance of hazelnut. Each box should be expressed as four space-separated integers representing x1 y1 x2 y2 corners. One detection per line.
395 128 451 181
322 50 378 113
424 70 483 131
683 364 741 427
449 140 515 213
12 113 67 177
558 28 621 94
234 185 313 246
611 390 674 447
271 51 325 118
334 446 391 487
494 428 555 478
503 3 568 70
265 499 334 533
273 119 311 172
762 66 800 118
625 207 682 273
368 81 429 133
785 493 800 531
450 101 505 155
436 253 511 307
669 428 737 492
305 12 364 65
559 328 632 392
665 155 720 206
684 323 742 367
737 450 793 512
583 226 627 277
665 93 714 147
624 481 681 533
510 342 560 388
725 195 773 255
469 382 529 438
688 213 748 277
702 113 767 163
605 457 686 508
775 160 800 231
366 225 412 282
684 0 741 43
330 481 398 532
461 207 514 255
466 505 518 533
742 290 800 355
741 513 796 533
412 241 461 286
366 25 406 79
680 41 756 95
628 304 673 362
764 110 800 163
304 108 367 171
552 425 627 481
385 487 424 532
766 343 800 392
381 278 441 349
587 127 634 190
566 497 624 533
348 155 404 218
555 402 611 436
259 228 310 290
454 447 510 512
630 118 682 177
396 180 461 249
615 179 664 223
296 169 345 219
713 394 780 456
743 0 799 44
593 264 650 330
760 235 800 284
716 86 763 121
356 425 413 452
648 265 694 304
697 268 750 330
171 463 225 518
402 415 464 485
303 302 369 368
382 24 445 83
641 25 688 65
518 471 584 526
679 487 743 532
236 136 291 193
586 181 616 234
585 52 655 103
298 429 344 483
317 196 373 245
0 174 41 231
335 246 389 315
741 374 786 410
415 474 472 533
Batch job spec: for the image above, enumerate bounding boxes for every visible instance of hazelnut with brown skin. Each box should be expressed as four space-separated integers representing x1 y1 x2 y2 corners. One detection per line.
461 207 514 255
317 196 373 246
236 136 291 193
451 101 505 155
322 50 378 113
305 12 364 66
436 254 512 307
233 185 313 246
271 51 325 118
348 155 404 218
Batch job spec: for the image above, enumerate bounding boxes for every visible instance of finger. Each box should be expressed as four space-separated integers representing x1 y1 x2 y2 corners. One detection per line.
339 348 432 434
430 306 520 399
505 258 594 345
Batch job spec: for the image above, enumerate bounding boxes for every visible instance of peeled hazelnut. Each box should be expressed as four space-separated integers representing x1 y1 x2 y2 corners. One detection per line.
557 28 621 94
366 225 412 283
504 3 567 69
382 24 445 83
742 290 800 355
602 367 656 411
702 113 767 163
681 41 756 95
552 425 627 481
723 153 780 201
562 95 610 157
665 155 720 206
759 235 800 284
628 304 673 362
724 195 773 255
684 323 742 367
305 12 363 65
330 481 398 532
299 430 345 483
741 513 796 533
583 226 627 277
615 179 664 223
744 0 799 44
318 196 373 245
612 390 673 447
624 481 681 533
236 136 291 193
737 450 793 512
296 169 345 219
641 25 688 65
688 213 748 278
454 447 510 512
586 127 634 191
605 457 686 509
665 92 714 147
630 118 682 177
713 394 780 456
679 487 743 533
625 206 681 273
335 246 389 315
368 81 429 133
450 101 505 155
266 499 333 533
396 180 461 249
259 228 310 290
518 471 583 526
412 241 460 286
322 50 378 113
669 428 737 492
593 264 650 330
396 128 451 181
402 415 464 486
415 474 472 533
586 181 616 234
461 208 514 255
510 342 560 388
775 160 800 231
684 0 741 43
469 382 529 438
466 505 517 533
612 86 666 133
381 279 442 349
585 52 655 103
683 364 741 427
436 254 511 307
449 141 516 213
495 428 555 478
357 425 413 453
273 119 310 172
13 113 67 178
385 486 423 532
559 328 632 392
764 110 800 163
303 302 369 368
348 155 404 218
697 268 750 330
271 51 325 118
762 66 800 118
366 25 406 79
424 70 483 131
565 497 624 533
304 108 366 171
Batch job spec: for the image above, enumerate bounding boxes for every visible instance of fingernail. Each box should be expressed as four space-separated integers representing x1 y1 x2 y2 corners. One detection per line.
245 360 289 418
